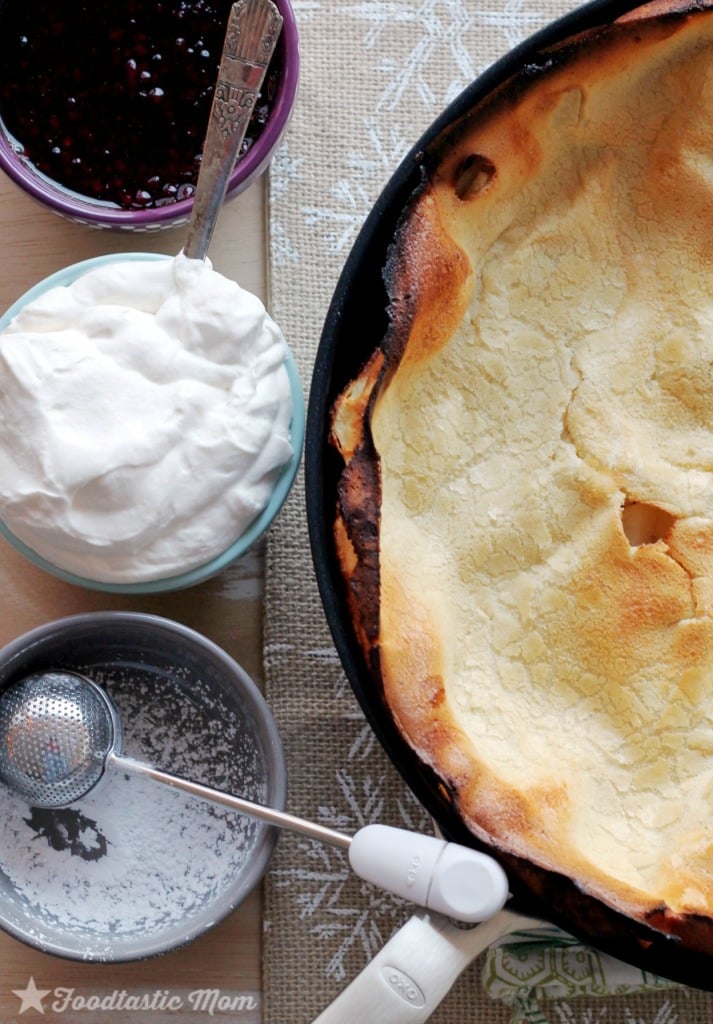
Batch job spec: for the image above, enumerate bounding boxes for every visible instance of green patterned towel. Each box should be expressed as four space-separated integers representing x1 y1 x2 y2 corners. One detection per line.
482 927 679 1024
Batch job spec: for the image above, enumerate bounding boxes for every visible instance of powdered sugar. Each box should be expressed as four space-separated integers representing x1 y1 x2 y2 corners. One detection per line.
0 661 271 958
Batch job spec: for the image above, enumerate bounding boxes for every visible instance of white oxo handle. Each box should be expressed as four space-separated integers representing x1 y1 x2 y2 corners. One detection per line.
348 824 508 923
119 758 507 922
312 909 538 1024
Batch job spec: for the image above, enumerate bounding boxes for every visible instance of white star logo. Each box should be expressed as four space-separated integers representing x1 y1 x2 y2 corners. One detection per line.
12 977 51 1015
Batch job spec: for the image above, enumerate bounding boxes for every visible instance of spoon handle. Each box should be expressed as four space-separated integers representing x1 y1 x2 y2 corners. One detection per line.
183 0 283 260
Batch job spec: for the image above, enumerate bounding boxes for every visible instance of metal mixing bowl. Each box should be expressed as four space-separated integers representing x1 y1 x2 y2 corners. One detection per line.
0 611 286 961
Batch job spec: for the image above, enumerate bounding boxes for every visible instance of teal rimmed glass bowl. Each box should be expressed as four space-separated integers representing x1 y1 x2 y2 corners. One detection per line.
0 252 304 593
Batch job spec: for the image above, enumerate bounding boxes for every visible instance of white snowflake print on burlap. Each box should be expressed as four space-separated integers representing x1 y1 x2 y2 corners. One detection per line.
268 765 432 982
265 638 433 982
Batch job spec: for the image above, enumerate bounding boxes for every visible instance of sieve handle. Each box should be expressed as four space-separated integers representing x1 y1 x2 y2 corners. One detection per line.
111 755 509 923
348 824 508 922
111 752 352 848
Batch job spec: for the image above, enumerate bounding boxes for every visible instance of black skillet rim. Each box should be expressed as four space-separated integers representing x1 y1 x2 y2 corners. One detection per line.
305 0 713 991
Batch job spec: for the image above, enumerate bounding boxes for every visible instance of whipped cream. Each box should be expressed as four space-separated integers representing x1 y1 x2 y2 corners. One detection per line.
0 253 294 583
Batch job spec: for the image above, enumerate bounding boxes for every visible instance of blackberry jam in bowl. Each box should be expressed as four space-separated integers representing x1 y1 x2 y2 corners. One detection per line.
0 0 299 229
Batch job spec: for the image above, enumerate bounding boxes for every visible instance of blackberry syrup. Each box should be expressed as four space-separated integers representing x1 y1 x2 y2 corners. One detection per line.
0 0 279 210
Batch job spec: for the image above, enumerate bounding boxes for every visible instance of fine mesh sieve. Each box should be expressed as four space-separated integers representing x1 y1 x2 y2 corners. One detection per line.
0 671 117 807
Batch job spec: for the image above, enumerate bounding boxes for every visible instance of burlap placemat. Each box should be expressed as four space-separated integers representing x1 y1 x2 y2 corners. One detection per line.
262 2 713 1021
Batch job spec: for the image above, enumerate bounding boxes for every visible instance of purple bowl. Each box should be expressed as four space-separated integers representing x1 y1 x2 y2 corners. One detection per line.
0 0 299 230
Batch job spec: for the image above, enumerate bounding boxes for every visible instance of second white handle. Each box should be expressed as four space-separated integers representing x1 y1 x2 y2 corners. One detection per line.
312 909 540 1024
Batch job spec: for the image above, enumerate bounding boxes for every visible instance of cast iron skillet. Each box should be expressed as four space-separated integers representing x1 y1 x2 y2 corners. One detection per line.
305 0 713 991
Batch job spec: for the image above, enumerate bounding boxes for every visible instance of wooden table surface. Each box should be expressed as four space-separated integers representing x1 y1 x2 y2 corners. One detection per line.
0 174 268 1022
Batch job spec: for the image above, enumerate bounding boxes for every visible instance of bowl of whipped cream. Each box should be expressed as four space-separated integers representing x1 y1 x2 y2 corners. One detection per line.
0 251 304 592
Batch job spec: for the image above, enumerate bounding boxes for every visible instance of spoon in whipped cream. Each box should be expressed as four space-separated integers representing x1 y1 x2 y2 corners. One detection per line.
183 0 283 260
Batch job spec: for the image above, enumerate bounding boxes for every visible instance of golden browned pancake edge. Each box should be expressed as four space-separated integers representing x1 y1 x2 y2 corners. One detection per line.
331 0 713 952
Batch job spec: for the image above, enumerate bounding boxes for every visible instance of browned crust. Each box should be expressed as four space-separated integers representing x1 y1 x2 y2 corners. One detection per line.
330 349 384 667
383 192 474 370
330 186 474 663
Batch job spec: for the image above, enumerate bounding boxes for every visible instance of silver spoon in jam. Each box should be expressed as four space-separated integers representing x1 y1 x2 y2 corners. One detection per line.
183 0 283 260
